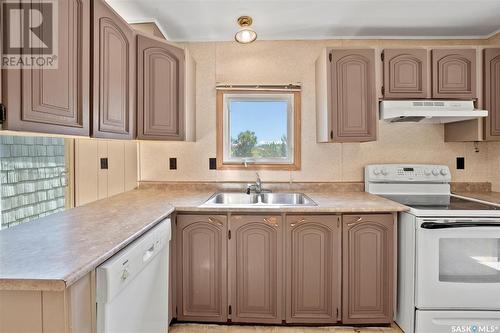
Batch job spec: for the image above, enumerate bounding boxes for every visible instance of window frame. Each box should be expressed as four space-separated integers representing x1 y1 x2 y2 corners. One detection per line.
216 89 301 170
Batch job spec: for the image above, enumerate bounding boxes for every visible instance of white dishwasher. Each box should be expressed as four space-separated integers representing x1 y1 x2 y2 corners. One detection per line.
97 219 171 333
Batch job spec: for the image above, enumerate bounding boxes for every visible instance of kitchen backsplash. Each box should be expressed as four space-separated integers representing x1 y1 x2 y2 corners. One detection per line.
0 136 67 228
138 38 500 191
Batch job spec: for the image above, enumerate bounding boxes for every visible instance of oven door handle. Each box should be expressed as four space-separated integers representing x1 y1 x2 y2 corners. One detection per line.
421 221 500 229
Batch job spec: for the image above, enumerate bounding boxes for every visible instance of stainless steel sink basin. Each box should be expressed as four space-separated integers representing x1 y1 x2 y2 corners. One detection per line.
260 193 316 205
205 192 259 205
201 192 317 207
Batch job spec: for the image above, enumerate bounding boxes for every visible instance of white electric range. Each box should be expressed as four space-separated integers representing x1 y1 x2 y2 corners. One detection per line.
365 164 500 333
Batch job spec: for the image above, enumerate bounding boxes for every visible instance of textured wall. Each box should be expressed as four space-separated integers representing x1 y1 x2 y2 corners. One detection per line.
75 139 138 206
138 38 500 190
0 136 66 229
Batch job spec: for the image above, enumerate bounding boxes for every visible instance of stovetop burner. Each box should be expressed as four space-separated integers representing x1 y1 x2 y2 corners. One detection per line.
409 196 500 211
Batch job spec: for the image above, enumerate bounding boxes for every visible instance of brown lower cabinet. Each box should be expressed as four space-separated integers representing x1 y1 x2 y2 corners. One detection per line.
342 214 394 324
176 215 228 322
286 215 341 324
229 215 283 324
175 213 394 325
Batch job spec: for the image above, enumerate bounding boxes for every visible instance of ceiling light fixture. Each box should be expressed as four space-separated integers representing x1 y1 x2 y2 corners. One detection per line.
234 16 257 44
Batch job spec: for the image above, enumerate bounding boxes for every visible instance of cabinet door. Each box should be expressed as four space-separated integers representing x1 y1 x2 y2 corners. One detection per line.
484 48 500 140
330 49 376 142
342 214 394 324
229 215 283 324
2 0 90 136
176 215 228 322
432 49 477 99
285 215 341 324
92 0 135 139
137 34 185 140
383 49 429 99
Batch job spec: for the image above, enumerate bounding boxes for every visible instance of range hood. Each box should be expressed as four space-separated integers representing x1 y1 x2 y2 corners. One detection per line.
379 100 488 123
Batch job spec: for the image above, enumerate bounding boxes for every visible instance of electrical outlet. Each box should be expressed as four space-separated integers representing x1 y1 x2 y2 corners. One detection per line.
169 158 177 170
456 157 465 170
209 158 217 170
100 158 108 170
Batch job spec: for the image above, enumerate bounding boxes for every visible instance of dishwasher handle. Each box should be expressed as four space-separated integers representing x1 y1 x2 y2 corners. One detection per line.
142 244 155 262
421 221 500 229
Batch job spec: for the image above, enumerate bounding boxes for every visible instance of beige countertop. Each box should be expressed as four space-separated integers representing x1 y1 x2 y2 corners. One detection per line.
0 186 408 291
453 191 500 206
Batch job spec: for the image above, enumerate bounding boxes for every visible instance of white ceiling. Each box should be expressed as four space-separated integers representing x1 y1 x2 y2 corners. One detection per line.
106 0 500 42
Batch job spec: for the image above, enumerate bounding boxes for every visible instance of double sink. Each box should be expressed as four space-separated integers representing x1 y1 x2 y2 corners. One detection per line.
201 192 317 207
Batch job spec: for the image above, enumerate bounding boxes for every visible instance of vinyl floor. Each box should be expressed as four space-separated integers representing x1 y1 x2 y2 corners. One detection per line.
169 323 404 333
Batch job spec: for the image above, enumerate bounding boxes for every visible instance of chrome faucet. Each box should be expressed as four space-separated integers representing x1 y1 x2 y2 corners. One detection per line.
246 172 269 194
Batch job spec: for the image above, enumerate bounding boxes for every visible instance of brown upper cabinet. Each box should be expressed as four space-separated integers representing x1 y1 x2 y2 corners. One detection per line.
383 49 429 99
1 2 196 140
1 0 90 136
176 215 228 323
316 48 377 143
432 49 477 99
484 48 500 140
383 48 477 100
137 34 196 141
342 214 394 324
285 215 341 324
229 215 283 324
92 0 136 139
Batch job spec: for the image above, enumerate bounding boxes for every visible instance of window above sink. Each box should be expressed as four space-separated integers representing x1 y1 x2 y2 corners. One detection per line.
216 88 301 171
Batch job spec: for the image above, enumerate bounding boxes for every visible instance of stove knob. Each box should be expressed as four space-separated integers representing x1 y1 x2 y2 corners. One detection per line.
381 168 389 176
440 168 448 176
432 169 440 176
424 169 431 176
373 168 380 175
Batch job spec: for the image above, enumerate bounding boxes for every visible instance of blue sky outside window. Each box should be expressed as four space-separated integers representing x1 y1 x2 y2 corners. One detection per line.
229 99 289 159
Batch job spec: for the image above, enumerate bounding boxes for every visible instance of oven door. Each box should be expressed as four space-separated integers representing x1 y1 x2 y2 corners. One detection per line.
416 218 500 309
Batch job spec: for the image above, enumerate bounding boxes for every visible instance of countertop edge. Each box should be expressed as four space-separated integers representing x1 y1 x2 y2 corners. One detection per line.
174 206 409 213
0 279 66 292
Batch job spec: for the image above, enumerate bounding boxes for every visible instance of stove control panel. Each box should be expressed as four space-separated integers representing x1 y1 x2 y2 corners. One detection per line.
365 164 451 183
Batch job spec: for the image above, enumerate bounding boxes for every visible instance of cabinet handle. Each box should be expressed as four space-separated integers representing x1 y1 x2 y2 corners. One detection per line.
347 217 363 227
208 217 223 227
264 217 278 227
290 218 305 227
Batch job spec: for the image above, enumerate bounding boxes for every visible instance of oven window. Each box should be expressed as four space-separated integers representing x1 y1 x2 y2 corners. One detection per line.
439 238 500 283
